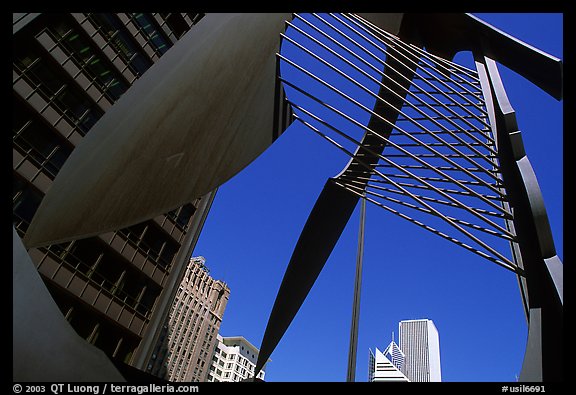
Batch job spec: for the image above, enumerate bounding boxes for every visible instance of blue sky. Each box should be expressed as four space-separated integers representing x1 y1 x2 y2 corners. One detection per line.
192 13 563 382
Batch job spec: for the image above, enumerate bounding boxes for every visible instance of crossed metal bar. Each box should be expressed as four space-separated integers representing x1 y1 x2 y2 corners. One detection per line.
278 13 517 270
255 13 563 382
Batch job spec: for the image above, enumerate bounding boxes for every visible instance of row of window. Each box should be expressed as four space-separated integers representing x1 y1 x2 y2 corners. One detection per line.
165 314 217 381
213 349 252 364
13 179 181 288
48 283 140 364
13 93 74 181
40 237 162 318
14 36 105 136
207 364 265 382
207 369 242 382
186 266 216 298
165 203 197 231
83 13 154 78
118 221 180 270
210 346 262 380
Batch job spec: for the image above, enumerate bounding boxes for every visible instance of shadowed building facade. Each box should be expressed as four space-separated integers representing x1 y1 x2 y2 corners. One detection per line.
12 13 214 373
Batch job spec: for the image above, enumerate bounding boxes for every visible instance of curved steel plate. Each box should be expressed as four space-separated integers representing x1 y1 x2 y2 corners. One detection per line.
24 13 290 248
13 228 125 381
398 13 563 100
255 179 359 375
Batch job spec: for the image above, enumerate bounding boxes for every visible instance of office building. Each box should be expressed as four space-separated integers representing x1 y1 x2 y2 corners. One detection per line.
207 335 269 382
13 13 215 372
368 345 409 382
147 257 230 382
383 338 406 372
399 319 442 382
369 336 409 382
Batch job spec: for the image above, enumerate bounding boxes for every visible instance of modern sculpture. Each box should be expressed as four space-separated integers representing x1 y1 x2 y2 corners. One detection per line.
19 13 562 382
253 13 562 382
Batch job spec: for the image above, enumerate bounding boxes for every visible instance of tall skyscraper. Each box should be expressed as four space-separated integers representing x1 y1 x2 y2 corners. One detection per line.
368 344 409 382
207 335 270 382
146 257 230 382
13 13 213 373
399 319 442 382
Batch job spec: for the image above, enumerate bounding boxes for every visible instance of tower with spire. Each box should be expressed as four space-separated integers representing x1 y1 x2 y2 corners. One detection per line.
368 332 409 382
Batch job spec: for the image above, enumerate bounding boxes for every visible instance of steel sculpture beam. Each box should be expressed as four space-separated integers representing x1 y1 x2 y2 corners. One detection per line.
23 13 292 249
346 196 366 382
397 13 563 100
477 57 562 381
255 13 562 382
255 19 418 375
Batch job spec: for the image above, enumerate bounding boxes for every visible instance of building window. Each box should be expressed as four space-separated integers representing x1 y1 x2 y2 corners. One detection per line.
130 13 172 56
140 222 178 269
86 13 153 77
175 203 196 229
59 238 102 278
13 175 43 234
158 13 198 39
14 39 104 134
13 94 74 179
138 284 161 316
47 17 129 101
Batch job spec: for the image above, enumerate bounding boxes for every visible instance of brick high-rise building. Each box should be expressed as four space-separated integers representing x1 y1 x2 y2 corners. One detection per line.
147 257 230 382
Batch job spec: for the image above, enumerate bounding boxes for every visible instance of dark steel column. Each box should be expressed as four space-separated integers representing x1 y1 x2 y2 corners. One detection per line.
346 196 366 382
478 57 563 382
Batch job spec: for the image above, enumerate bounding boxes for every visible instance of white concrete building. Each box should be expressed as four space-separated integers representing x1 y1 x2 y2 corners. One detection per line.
399 319 442 382
207 335 270 382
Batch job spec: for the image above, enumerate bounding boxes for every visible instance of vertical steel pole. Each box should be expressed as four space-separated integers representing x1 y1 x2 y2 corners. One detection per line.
347 196 366 382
